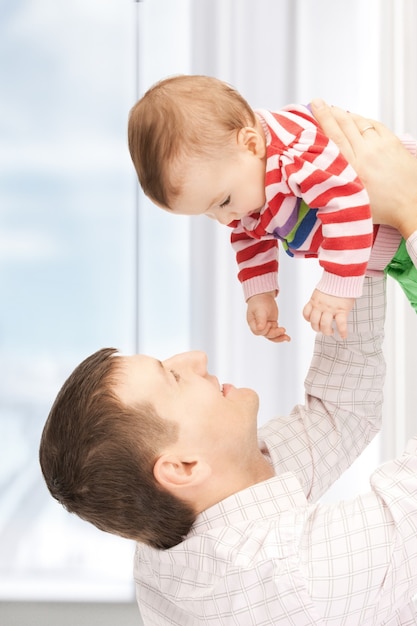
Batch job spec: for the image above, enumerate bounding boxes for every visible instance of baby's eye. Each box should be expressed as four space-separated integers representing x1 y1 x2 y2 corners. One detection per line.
219 196 231 209
170 369 180 382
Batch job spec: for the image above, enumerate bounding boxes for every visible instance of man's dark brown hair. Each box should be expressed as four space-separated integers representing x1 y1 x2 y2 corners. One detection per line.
39 347 196 549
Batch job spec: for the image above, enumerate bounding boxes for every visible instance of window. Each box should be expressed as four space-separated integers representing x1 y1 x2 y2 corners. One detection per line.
0 0 193 603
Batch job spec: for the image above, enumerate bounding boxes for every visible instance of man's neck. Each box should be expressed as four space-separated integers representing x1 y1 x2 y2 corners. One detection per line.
195 453 275 515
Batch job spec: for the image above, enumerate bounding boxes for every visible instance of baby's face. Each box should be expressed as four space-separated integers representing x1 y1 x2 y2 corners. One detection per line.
168 128 267 226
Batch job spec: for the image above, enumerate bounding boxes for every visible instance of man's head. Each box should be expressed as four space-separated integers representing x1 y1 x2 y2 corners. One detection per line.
39 348 195 549
40 348 265 549
127 74 266 222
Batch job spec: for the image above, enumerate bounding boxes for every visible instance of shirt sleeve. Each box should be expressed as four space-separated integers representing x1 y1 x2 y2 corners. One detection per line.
301 437 417 624
259 274 386 501
381 598 417 626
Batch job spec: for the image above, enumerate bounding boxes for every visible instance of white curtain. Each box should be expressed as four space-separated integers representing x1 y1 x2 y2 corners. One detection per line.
186 0 417 490
379 0 417 460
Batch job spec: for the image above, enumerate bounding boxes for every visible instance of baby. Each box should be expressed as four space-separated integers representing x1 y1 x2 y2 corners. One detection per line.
128 74 417 341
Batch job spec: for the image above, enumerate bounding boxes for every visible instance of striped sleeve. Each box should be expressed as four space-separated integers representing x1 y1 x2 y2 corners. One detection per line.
265 107 373 298
230 225 279 300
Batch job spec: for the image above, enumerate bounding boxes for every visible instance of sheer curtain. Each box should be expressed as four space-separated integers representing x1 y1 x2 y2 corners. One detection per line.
185 0 417 499
378 0 417 461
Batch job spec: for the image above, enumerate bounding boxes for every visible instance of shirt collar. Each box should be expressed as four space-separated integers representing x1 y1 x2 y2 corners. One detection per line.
189 472 307 536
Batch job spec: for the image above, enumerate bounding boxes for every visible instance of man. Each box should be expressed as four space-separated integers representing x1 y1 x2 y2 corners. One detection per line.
40 105 417 624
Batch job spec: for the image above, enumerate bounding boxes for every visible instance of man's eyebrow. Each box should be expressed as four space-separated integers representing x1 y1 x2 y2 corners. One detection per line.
157 360 172 382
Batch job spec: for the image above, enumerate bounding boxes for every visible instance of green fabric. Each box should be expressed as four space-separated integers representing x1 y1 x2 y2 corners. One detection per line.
385 238 417 312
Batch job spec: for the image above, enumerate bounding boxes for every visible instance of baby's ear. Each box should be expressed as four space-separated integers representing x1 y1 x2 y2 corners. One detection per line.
237 126 266 157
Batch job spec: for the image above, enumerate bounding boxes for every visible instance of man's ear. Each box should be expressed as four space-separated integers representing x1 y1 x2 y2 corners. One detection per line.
153 453 211 492
237 126 265 158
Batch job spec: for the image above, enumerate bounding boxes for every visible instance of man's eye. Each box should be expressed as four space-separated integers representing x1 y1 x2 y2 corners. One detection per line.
170 369 180 382
220 196 231 208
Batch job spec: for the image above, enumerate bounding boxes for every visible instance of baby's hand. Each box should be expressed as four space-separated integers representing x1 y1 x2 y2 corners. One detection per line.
302 290 355 338
247 292 290 343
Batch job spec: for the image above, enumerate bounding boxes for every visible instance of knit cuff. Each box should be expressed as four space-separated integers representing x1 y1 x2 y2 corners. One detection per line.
405 230 417 269
242 273 279 301
367 226 402 272
316 271 365 298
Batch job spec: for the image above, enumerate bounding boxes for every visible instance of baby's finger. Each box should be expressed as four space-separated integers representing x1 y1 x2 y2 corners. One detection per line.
248 317 266 335
318 311 335 336
269 334 291 343
335 312 348 339
308 308 323 333
302 301 313 322
267 326 291 343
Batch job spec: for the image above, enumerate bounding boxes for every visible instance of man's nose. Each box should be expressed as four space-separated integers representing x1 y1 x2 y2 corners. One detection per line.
164 350 208 374
186 350 208 374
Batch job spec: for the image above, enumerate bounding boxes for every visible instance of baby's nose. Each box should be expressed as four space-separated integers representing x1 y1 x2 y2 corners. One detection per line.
216 211 235 226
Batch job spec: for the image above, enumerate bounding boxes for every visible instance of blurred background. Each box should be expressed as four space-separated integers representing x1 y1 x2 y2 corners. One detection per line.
1 1 416 624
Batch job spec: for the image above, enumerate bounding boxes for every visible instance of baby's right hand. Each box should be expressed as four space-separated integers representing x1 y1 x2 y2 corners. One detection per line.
246 292 290 343
303 289 354 338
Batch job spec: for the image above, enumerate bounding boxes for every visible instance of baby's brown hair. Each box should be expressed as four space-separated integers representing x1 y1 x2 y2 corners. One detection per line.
128 74 256 208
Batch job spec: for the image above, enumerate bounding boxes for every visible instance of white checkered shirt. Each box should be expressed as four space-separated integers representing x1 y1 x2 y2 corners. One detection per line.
134 274 417 625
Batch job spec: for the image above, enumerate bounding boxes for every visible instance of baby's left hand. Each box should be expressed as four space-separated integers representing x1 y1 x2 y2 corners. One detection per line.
303 289 355 338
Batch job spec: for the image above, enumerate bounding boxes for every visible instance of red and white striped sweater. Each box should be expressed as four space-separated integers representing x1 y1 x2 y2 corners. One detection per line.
230 105 411 301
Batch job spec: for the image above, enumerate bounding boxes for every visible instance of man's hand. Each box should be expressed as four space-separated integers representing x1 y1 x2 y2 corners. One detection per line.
311 98 417 239
247 292 290 342
303 289 355 338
